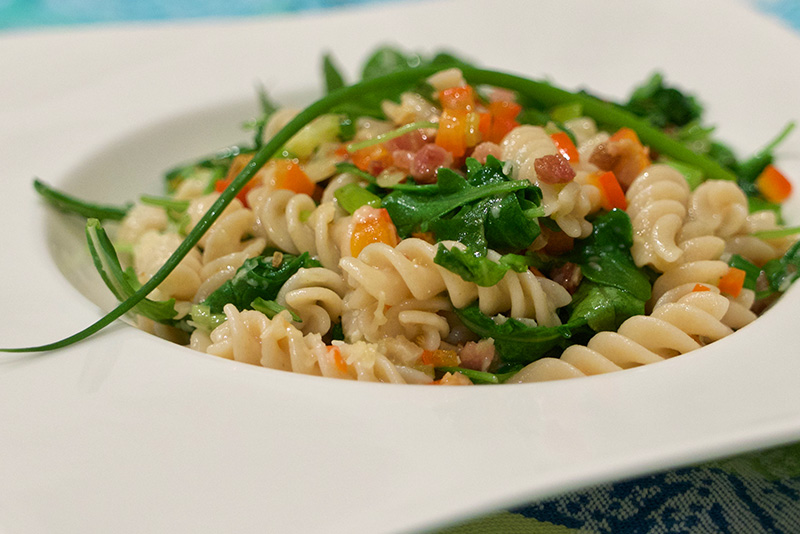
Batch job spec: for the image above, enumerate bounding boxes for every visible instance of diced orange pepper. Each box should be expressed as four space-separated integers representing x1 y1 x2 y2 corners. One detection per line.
351 144 393 176
327 345 348 374
718 267 746 298
436 86 483 157
215 153 262 206
609 127 639 144
591 171 627 211
349 206 400 257
272 159 316 196
436 110 468 158
756 165 792 203
692 284 711 292
420 349 460 367
550 132 580 162
477 101 522 144
439 86 475 113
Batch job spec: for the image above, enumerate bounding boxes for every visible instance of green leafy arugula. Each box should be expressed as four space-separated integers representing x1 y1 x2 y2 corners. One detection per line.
566 209 652 302
202 252 320 313
382 156 543 252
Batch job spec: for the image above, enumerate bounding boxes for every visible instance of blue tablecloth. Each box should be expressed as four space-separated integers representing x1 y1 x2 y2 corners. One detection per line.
3 1 800 533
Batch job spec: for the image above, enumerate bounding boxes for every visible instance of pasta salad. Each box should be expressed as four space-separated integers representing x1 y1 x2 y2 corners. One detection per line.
31 48 800 385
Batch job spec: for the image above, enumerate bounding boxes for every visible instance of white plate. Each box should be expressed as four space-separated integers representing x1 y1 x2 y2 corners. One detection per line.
2 1 800 533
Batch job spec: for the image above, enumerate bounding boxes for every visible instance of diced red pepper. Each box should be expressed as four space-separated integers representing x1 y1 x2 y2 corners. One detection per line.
692 284 711 292
591 171 627 211
756 165 792 203
550 132 580 162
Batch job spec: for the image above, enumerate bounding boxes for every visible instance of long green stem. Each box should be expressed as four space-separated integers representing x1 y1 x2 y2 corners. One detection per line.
5 65 740 352
2 67 443 352
459 67 738 182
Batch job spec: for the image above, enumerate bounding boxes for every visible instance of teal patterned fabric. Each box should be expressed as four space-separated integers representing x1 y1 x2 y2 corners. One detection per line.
3 1 800 532
435 443 800 533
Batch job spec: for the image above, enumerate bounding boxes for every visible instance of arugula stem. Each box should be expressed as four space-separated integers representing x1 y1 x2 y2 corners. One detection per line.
459 68 739 182
34 179 131 221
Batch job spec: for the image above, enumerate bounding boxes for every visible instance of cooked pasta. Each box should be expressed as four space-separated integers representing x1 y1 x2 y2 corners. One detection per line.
70 53 798 386
501 125 597 238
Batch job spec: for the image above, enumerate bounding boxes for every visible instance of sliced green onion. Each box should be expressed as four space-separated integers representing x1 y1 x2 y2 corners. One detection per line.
140 195 190 212
346 120 438 152
753 226 800 240
334 183 382 214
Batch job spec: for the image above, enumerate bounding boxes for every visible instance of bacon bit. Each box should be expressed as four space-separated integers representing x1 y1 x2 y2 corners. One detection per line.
459 339 496 372
692 284 711 292
385 130 428 152
534 153 576 184
590 128 651 189
430 372 473 386
540 226 575 256
420 349 460 367
351 144 393 176
391 150 415 172
349 206 400 257
470 141 503 164
411 144 453 184
327 345 348 374
549 262 583 295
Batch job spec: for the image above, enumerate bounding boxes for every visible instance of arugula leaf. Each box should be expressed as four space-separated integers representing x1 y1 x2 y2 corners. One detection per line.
202 252 321 313
85 219 180 325
34 179 131 221
251 297 302 322
454 304 578 364
624 72 702 129
761 240 800 298
434 245 531 287
322 53 346 94
189 304 227 332
382 156 542 254
567 282 645 332
568 209 651 302
735 122 795 197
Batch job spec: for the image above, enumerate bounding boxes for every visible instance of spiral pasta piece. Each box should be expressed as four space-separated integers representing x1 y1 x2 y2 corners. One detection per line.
276 267 348 335
501 125 597 238
342 285 452 350
509 290 734 383
206 306 426 383
254 189 349 270
339 238 571 327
